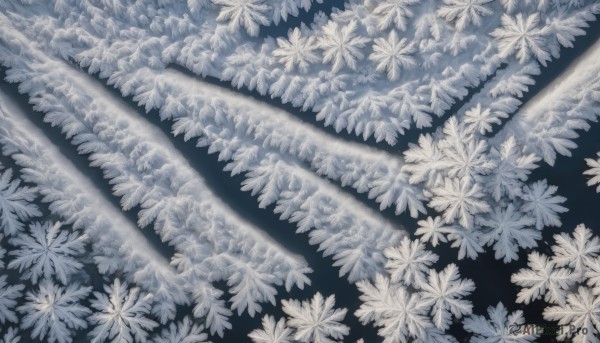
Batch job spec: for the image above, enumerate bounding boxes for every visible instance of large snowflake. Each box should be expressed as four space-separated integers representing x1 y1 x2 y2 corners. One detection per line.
18 280 91 343
273 27 319 73
491 13 551 65
152 316 210 343
88 278 158 343
8 221 86 284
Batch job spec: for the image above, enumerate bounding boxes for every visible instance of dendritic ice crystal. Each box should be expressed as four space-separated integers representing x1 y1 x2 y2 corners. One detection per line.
0 0 599 342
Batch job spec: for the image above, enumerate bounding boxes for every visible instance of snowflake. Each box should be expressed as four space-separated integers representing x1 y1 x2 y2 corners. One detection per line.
486 136 540 201
419 263 475 330
463 103 501 135
478 204 540 263
368 30 416 81
437 0 493 32
521 179 567 230
0 168 41 236
429 178 491 229
281 293 349 343
384 237 439 287
0 275 24 325
89 278 158 343
317 20 370 72
274 27 319 73
214 0 269 36
464 302 538 343
512 252 576 306
491 13 551 66
415 216 451 247
8 221 86 284
18 280 91 343
248 315 292 343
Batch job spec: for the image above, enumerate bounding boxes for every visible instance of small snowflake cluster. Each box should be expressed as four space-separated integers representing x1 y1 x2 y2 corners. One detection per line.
355 237 475 343
404 116 567 262
512 224 600 342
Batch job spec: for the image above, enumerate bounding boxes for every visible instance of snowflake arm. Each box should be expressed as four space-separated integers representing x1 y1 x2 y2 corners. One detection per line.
1 327 20 343
584 152 600 192
0 276 24 325
248 315 292 343
152 316 210 343
0 168 41 236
